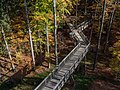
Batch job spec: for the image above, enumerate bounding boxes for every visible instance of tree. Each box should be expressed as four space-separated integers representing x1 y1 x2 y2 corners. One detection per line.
0 25 15 70
0 0 16 70
53 0 58 67
85 0 87 15
46 24 50 68
24 0 35 67
104 0 116 52
109 40 120 78
93 0 106 70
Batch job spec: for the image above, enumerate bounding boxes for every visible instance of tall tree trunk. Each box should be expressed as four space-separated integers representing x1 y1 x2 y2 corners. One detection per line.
76 0 78 28
34 41 38 56
53 0 58 67
94 3 99 19
1 25 15 70
93 0 106 70
46 24 50 68
84 56 87 75
104 1 116 52
38 29 41 53
89 27 93 43
24 0 35 67
85 0 87 15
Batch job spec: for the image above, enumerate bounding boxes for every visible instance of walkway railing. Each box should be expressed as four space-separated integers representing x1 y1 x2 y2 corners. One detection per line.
34 19 92 90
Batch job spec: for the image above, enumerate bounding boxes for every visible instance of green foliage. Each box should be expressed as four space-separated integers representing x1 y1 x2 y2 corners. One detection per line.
29 0 73 55
109 40 120 78
74 74 93 90
0 0 74 57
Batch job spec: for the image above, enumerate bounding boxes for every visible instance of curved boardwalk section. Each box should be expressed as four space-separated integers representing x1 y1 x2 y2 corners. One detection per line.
34 19 91 90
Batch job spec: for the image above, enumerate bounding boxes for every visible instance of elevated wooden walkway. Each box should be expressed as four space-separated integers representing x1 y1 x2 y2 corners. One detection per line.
34 19 92 90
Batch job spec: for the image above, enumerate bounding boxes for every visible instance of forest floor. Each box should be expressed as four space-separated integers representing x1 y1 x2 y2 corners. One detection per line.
62 25 120 90
0 26 76 90
0 17 120 90
63 64 120 90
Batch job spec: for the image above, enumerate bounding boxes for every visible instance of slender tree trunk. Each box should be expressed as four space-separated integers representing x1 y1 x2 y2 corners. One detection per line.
38 29 41 53
1 25 15 70
94 4 99 19
104 1 116 52
53 0 58 67
93 0 106 70
76 0 78 28
89 18 93 43
84 56 87 75
34 41 38 56
46 24 50 68
85 0 87 15
24 0 35 67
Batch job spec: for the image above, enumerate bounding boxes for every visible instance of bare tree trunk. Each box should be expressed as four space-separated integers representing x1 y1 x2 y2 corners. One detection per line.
34 41 38 56
1 25 15 70
76 0 78 28
85 0 87 15
94 4 99 19
53 0 58 67
46 24 50 68
89 27 93 43
93 0 106 70
84 56 87 75
104 1 116 52
38 30 41 53
24 0 35 67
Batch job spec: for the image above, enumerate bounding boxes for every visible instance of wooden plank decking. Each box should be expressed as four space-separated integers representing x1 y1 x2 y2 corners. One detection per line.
34 19 91 90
